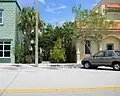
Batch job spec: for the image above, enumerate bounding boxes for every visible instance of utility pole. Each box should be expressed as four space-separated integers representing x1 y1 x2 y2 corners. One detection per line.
35 0 38 67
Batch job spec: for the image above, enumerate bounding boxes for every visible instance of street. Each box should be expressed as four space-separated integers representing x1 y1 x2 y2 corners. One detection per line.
0 64 120 96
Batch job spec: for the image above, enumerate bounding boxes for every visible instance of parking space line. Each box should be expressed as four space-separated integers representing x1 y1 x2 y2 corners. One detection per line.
0 86 120 93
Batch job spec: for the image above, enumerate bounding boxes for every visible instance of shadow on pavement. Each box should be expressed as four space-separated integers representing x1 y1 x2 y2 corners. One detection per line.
11 65 22 67
0 65 22 70
1 67 18 70
81 67 115 71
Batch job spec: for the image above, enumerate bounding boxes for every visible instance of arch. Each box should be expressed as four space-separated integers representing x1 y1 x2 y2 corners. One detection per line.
101 35 120 50
103 35 120 40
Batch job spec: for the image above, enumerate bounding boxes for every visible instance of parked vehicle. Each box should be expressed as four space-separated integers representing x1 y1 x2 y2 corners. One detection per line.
81 50 120 71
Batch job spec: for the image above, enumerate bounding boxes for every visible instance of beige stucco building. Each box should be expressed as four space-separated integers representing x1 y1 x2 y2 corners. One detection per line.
76 0 120 64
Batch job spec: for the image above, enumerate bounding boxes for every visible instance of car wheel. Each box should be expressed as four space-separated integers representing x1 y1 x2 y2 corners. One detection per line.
83 62 91 69
113 63 120 71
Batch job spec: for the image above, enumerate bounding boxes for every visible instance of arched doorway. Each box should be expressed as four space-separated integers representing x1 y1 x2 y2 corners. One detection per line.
101 35 120 50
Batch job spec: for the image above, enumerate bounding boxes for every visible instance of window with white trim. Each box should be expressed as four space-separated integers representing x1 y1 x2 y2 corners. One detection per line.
0 11 3 24
0 42 11 58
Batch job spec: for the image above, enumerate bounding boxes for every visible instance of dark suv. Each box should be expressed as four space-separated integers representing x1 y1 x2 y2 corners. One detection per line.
81 50 120 71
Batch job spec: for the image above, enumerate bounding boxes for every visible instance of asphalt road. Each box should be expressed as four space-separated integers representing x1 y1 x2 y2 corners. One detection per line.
2 91 120 96
0 64 120 96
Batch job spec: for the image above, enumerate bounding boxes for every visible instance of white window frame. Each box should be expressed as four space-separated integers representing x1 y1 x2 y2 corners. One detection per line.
0 41 11 58
0 11 3 25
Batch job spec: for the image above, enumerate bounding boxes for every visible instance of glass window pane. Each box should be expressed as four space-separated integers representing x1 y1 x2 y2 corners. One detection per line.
115 51 120 56
4 42 11 44
108 51 114 57
4 51 10 57
0 42 3 44
0 12 2 17
4 45 10 50
0 45 3 50
0 51 3 57
105 51 114 57
0 18 2 23
95 51 104 57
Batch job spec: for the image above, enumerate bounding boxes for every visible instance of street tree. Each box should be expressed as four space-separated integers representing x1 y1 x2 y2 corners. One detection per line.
18 7 44 63
72 5 114 55
62 21 77 62
40 22 77 62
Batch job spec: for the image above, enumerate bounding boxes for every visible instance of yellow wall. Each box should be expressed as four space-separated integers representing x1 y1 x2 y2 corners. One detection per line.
79 42 85 60
91 41 99 55
76 31 120 61
78 41 99 60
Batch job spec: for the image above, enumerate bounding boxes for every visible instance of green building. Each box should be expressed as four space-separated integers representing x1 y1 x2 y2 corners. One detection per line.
0 0 22 63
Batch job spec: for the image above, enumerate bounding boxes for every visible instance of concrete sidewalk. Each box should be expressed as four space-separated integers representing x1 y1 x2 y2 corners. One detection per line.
0 63 82 71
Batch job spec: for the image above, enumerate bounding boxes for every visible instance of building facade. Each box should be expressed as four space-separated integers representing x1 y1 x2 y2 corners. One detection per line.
76 0 120 64
0 0 22 63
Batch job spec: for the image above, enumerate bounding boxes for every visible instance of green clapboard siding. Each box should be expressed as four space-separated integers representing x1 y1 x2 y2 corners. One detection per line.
0 58 11 63
0 1 22 63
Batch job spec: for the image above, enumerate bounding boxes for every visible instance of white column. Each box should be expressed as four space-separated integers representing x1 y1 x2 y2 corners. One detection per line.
99 41 103 51
76 40 81 64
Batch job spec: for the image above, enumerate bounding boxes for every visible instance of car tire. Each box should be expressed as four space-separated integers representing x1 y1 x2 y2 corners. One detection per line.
113 63 120 71
83 62 91 69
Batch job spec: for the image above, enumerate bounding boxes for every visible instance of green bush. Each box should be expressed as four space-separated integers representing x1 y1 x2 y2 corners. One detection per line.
14 44 24 63
51 39 66 63
24 55 33 63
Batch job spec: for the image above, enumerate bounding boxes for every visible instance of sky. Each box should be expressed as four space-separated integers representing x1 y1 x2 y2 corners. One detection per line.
17 0 101 25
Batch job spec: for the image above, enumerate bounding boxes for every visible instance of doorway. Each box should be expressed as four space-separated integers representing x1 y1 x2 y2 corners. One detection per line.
106 43 114 50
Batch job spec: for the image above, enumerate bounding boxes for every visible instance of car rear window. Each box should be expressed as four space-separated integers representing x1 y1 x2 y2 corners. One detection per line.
115 51 120 56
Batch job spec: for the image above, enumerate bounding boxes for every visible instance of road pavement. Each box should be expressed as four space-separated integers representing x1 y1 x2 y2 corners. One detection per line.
2 91 120 96
0 64 120 96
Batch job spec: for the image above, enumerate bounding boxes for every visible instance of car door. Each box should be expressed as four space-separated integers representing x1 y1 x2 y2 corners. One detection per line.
91 51 105 65
102 51 114 65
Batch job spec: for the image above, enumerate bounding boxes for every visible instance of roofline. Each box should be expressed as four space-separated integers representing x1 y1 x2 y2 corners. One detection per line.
0 0 21 11
92 0 103 11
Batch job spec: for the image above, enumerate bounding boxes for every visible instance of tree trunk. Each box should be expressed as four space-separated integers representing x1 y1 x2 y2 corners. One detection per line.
85 43 92 56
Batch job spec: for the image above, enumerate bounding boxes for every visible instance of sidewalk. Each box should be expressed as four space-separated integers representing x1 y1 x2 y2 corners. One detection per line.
0 63 82 70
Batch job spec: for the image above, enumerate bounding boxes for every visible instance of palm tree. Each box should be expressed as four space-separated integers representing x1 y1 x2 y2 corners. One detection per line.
18 7 44 63
62 21 77 62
